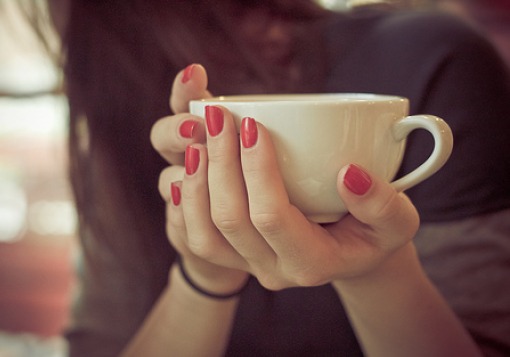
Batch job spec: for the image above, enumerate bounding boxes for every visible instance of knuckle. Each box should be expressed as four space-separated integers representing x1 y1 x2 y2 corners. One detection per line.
158 168 173 200
213 217 244 234
166 210 184 230
371 191 402 223
206 144 232 164
158 167 184 200
292 270 326 287
180 185 195 201
250 212 284 235
398 195 420 236
239 160 259 175
151 115 192 157
166 221 187 251
187 237 215 260
253 259 328 290
170 96 180 114
149 124 159 148
370 193 419 250
281 261 326 288
256 274 288 291
150 119 168 152
211 208 244 234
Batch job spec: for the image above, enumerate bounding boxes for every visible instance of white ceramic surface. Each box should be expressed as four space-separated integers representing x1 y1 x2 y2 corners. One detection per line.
190 94 453 223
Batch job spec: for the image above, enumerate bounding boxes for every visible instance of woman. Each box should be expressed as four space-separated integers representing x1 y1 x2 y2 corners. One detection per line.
47 0 510 355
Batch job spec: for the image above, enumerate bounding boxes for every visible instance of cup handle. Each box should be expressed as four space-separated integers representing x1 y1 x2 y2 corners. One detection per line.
390 115 453 192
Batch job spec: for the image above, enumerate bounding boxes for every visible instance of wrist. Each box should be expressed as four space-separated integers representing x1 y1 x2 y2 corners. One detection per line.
173 256 249 300
331 242 425 297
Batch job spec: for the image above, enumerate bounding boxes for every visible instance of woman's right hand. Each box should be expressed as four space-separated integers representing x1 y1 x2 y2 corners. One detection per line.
151 64 249 295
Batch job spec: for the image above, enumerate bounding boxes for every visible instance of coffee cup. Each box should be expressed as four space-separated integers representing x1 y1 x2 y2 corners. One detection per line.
190 93 453 223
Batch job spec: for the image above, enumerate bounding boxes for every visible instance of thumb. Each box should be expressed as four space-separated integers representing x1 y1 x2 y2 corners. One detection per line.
337 164 420 244
170 64 212 114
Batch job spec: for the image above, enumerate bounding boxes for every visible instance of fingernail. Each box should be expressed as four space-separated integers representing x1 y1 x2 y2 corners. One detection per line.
205 106 224 137
343 164 372 195
185 145 200 175
179 119 198 139
171 182 181 206
181 64 195 84
241 117 258 148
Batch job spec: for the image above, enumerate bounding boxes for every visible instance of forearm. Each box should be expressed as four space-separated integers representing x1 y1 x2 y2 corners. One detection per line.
121 263 239 357
332 243 482 357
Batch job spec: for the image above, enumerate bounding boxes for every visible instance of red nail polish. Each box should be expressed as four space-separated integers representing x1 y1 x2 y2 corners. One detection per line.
205 106 224 136
179 120 198 139
171 182 181 206
343 164 372 195
181 64 195 84
185 145 200 175
241 117 258 148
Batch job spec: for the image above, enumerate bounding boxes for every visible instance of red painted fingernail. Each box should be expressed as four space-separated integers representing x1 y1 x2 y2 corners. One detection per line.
205 106 224 136
179 119 198 139
181 64 195 84
171 182 181 206
185 145 200 175
241 117 258 148
343 164 372 195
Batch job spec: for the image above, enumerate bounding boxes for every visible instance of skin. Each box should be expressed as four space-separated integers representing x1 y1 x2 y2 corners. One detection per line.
123 64 481 357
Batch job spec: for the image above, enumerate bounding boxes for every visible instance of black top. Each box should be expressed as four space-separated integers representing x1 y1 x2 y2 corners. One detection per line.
66 8 510 357
322 9 510 222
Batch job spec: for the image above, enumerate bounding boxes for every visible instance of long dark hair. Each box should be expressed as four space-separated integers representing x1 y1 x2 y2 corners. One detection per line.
60 0 331 282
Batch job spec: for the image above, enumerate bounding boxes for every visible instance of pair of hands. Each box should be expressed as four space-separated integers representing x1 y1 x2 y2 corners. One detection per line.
151 64 419 294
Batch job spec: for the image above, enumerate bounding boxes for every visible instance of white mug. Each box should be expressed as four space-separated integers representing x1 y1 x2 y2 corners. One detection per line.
190 94 453 223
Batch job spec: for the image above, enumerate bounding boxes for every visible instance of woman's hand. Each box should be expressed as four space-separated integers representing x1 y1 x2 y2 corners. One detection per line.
152 64 420 293
146 65 479 357
151 64 248 294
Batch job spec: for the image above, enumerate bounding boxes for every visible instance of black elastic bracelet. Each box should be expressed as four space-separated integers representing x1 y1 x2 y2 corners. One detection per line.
176 256 248 300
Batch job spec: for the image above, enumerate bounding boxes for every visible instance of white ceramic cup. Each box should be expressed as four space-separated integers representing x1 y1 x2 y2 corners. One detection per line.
190 94 453 223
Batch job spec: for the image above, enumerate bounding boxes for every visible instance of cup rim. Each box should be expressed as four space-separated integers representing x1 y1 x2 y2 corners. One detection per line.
191 93 407 104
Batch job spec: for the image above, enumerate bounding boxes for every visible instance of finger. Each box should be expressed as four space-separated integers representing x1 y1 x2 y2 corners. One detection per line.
240 118 327 267
166 181 249 292
158 165 185 202
160 174 190 256
337 164 420 249
181 144 248 271
204 106 276 266
170 64 212 114
151 113 206 165
165 181 191 255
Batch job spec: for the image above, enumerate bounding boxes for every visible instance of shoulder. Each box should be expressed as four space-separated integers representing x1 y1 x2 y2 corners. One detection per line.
323 8 509 104
370 9 496 59
322 8 509 101
374 9 509 84
324 8 497 58
373 9 475 39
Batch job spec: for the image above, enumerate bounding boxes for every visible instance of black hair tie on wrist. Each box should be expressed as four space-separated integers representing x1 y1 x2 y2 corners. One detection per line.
176 256 248 300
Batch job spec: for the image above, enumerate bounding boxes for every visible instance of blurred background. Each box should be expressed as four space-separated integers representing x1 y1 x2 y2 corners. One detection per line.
0 0 508 356
0 1 75 356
